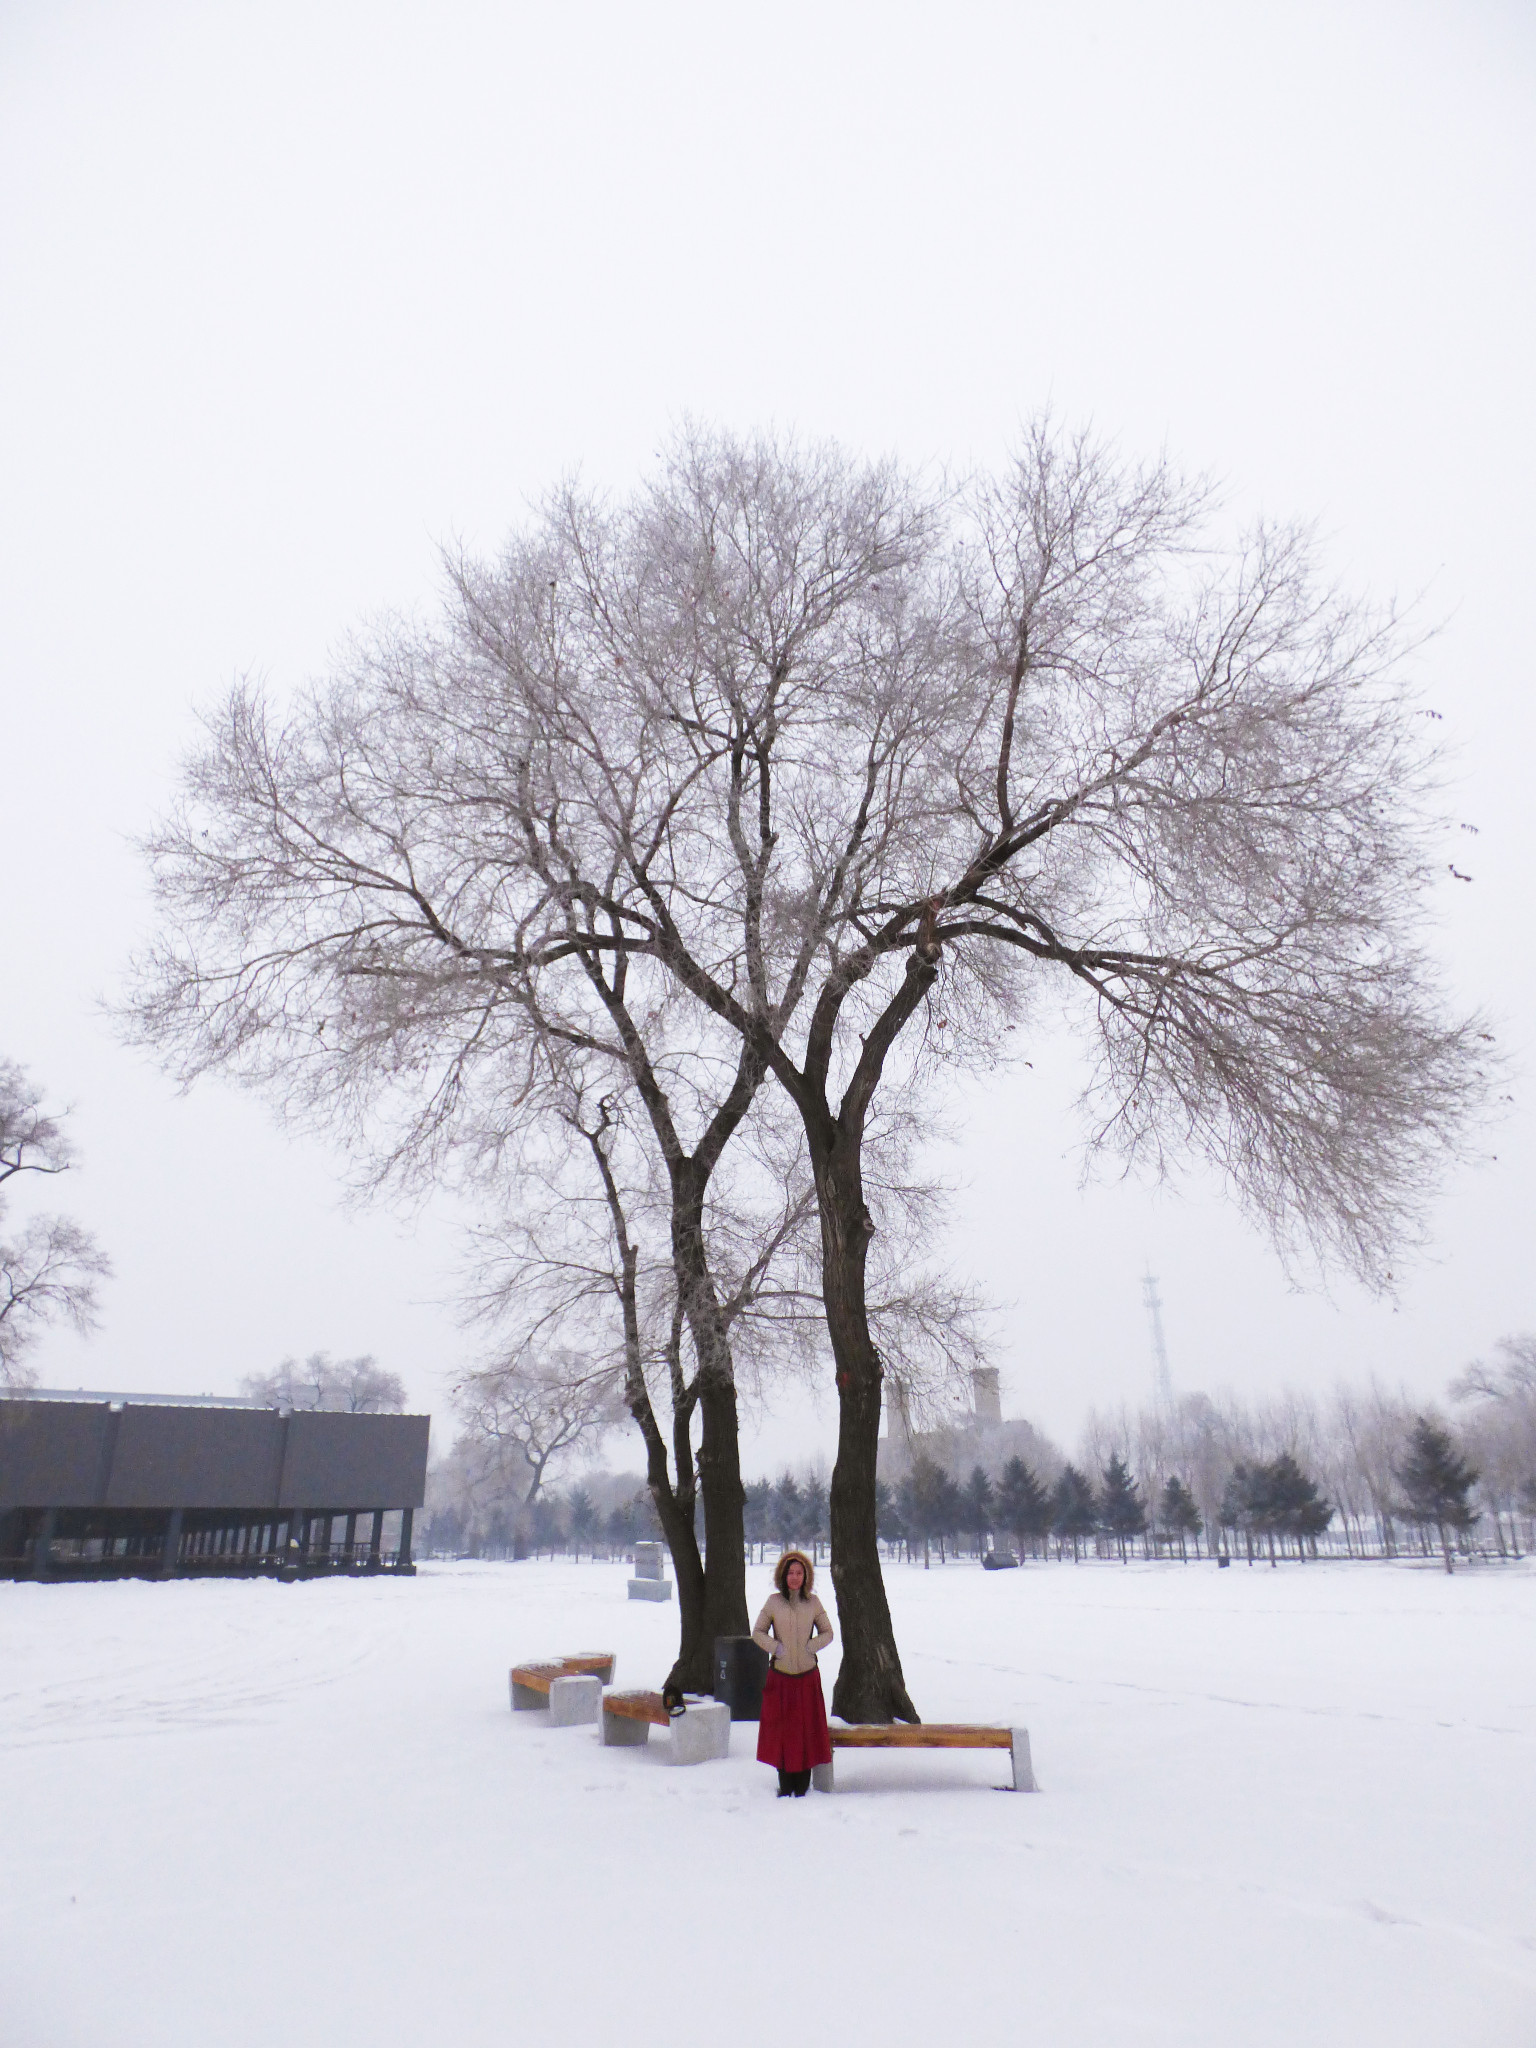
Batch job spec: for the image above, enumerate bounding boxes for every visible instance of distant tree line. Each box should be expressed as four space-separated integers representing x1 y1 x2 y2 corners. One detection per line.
415 1338 1533 1579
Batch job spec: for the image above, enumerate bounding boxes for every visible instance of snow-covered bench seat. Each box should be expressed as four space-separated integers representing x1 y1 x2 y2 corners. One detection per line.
813 1722 1037 1793
601 1688 730 1764
509 1653 616 1722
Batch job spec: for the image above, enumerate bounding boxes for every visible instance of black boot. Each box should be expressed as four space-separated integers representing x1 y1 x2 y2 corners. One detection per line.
777 1769 792 1797
789 1769 811 1796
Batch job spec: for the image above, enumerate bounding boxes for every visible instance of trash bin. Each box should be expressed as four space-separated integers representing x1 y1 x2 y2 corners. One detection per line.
713 1635 770 1720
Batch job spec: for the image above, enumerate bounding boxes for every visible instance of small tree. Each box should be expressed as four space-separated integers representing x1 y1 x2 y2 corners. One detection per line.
1099 1453 1147 1560
0 1060 111 1388
963 1464 995 1558
1396 1415 1479 1573
996 1455 1051 1559
1052 1464 1098 1561
1157 1475 1204 1560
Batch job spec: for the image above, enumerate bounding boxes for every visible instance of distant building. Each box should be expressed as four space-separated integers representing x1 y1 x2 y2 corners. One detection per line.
0 1388 430 1581
878 1367 1061 1487
971 1367 1003 1426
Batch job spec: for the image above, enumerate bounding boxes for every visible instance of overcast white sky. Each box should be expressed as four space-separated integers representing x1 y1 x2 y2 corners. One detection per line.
2 0 1532 1474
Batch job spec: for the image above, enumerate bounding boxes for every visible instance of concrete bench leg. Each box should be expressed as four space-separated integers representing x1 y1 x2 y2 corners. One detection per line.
668 1699 730 1764
549 1675 603 1727
811 1760 835 1794
602 1709 651 1747
1010 1729 1038 1792
510 1675 549 1712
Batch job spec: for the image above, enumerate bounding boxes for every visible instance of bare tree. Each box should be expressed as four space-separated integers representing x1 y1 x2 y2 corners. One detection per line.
1452 1336 1536 1552
462 1062 985 1688
240 1351 407 1412
126 421 1488 1719
0 1059 111 1387
452 1347 621 1513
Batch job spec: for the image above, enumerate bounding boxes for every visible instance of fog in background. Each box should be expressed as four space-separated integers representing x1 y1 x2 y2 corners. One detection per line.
2 1 1532 1469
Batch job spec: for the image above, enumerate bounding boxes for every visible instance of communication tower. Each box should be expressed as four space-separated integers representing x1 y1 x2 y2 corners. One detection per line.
1141 1269 1174 1407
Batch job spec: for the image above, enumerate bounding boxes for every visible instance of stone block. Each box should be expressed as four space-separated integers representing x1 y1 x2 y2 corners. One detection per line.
811 1760 835 1794
601 1704 651 1747
627 1577 672 1601
548 1674 603 1727
667 1698 730 1765
510 1674 549 1711
633 1541 667 1580
1010 1728 1038 1792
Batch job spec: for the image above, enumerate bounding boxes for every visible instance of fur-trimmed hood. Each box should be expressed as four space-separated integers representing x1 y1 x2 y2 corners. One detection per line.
773 1548 817 1597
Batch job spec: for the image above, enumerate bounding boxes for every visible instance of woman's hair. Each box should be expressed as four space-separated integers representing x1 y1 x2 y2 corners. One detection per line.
773 1549 815 1599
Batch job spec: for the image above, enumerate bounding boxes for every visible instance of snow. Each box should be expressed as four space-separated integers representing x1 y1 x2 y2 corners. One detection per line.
3 1557 1533 2045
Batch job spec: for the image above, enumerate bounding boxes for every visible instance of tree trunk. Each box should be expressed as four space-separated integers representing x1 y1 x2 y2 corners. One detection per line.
673 1192 749 1689
818 1135 919 1724
695 1370 750 1674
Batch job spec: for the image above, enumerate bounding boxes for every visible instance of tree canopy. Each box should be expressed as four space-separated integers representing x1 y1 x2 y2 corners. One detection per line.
127 420 1488 1717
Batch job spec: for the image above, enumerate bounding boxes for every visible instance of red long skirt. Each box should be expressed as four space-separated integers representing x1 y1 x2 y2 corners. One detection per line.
756 1665 832 1772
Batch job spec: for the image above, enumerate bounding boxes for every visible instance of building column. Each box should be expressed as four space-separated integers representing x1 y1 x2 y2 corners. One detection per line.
160 1508 183 1578
368 1510 384 1567
32 1507 57 1580
399 1507 414 1569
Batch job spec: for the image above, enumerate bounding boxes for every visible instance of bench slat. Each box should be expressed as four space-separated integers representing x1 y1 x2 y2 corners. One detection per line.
603 1690 670 1727
509 1663 562 1691
830 1724 1013 1750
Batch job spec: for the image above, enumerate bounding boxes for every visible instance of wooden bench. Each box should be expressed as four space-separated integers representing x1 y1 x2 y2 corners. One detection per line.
814 1722 1037 1793
601 1688 730 1764
509 1652 616 1713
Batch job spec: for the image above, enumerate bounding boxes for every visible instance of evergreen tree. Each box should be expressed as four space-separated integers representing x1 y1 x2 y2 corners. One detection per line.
898 1454 950 1569
1396 1415 1480 1574
963 1465 995 1558
772 1472 803 1551
933 1468 964 1562
996 1455 1051 1559
565 1486 597 1558
604 1497 640 1553
1157 1475 1203 1560
1222 1455 1331 1564
743 1478 772 1562
529 1492 565 1558
1265 1453 1333 1558
1051 1463 1098 1560
874 1479 902 1557
802 1472 830 1561
1219 1462 1259 1561
1098 1453 1147 1560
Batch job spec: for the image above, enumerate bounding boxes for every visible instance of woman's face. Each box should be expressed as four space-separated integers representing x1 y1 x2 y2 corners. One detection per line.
785 1559 805 1593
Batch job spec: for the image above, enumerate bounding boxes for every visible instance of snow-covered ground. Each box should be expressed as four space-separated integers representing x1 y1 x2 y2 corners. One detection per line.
2 1556 1532 2045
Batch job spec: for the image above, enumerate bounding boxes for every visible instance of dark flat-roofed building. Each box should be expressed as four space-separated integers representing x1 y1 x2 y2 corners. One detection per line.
0 1389 430 1580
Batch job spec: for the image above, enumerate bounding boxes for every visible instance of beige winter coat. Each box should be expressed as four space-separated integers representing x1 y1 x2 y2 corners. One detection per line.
752 1589 834 1676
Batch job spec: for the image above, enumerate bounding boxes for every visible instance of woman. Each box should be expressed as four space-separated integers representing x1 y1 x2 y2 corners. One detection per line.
752 1549 834 1796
